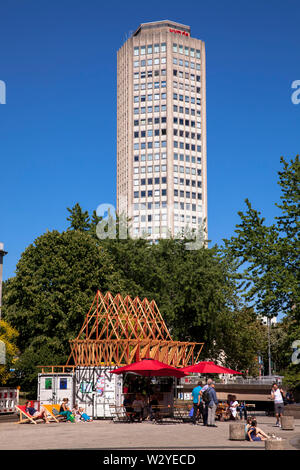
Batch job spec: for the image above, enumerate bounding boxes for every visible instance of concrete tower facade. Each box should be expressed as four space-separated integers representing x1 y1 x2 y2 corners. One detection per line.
117 20 207 240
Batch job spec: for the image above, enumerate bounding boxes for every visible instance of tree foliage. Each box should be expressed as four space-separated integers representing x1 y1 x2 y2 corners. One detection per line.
222 155 300 319
66 202 91 231
0 320 19 385
3 230 123 356
3 197 282 392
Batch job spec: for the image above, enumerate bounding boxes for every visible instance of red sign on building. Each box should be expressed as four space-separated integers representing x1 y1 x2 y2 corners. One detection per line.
169 28 189 37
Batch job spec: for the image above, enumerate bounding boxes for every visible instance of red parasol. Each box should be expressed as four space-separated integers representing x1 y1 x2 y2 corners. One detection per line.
110 358 187 378
181 361 242 375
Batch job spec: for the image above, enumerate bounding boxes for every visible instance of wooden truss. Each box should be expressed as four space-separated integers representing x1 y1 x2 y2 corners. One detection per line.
66 291 204 368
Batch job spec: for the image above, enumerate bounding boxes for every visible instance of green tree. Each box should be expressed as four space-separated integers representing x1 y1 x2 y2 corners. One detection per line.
67 203 90 231
214 307 266 375
3 230 123 357
222 155 300 320
0 320 19 385
147 239 238 354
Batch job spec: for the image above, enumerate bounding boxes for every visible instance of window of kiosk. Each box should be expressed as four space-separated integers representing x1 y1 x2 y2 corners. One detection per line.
45 378 52 390
59 378 68 390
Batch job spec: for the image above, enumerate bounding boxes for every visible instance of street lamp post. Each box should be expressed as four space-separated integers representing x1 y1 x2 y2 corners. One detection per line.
267 317 272 377
0 242 8 321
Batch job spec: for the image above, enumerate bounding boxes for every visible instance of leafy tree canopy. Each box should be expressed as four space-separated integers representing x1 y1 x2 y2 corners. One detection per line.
0 320 19 385
222 155 300 320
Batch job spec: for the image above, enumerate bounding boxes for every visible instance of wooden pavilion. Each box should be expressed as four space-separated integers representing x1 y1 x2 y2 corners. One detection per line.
65 291 204 368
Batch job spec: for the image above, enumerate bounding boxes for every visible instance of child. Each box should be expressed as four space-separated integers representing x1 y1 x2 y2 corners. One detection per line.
72 404 82 423
79 407 93 422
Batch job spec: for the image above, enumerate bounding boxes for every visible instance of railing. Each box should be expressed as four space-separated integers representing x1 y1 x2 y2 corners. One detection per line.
221 376 283 385
179 375 284 386
37 365 76 374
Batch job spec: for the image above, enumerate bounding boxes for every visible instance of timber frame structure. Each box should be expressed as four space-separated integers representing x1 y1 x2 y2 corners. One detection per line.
65 291 204 368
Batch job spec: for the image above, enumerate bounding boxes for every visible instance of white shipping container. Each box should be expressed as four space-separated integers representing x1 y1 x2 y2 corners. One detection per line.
75 367 123 419
38 373 75 408
37 367 123 419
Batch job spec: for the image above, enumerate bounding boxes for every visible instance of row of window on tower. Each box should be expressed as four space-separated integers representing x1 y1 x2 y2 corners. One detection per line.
133 165 201 176
134 43 167 55
134 189 202 200
135 177 202 188
133 105 201 118
132 201 202 213
134 57 201 71
133 93 201 105
134 69 166 80
133 43 201 59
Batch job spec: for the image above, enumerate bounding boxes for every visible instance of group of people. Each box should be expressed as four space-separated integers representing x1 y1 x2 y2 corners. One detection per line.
191 378 219 427
123 393 160 422
25 398 92 423
190 379 291 441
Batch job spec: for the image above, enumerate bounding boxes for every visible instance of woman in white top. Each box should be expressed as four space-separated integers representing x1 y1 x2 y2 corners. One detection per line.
229 395 239 420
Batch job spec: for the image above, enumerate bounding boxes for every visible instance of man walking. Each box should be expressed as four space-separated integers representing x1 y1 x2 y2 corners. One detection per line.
191 381 202 425
271 383 285 427
207 382 219 427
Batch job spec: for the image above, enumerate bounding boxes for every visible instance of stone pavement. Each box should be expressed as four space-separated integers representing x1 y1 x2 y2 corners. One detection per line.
0 415 299 450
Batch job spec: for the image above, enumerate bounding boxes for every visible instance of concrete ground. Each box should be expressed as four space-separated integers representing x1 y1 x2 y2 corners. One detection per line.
0 414 299 450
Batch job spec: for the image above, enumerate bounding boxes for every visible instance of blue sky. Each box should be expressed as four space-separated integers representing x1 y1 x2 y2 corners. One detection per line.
0 0 299 281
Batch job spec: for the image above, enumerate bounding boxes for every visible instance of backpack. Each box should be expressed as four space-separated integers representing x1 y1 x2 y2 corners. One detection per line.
202 389 210 404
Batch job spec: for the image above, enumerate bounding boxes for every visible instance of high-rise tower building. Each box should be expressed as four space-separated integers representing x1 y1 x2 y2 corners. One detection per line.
117 20 207 241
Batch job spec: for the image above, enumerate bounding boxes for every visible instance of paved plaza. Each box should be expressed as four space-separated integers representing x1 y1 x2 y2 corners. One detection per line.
0 414 299 450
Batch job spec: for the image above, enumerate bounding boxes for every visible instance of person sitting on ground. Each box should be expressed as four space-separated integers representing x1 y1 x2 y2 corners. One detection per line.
247 419 269 441
25 401 50 423
78 407 93 422
245 416 253 438
72 404 82 423
59 398 75 422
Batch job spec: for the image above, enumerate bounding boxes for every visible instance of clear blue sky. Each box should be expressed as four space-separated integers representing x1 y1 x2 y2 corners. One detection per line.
0 0 299 281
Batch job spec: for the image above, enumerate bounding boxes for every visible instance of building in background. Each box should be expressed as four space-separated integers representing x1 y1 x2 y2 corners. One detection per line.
117 20 207 241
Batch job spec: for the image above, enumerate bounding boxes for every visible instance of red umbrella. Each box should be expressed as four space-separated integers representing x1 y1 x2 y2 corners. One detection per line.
110 358 187 378
181 361 242 375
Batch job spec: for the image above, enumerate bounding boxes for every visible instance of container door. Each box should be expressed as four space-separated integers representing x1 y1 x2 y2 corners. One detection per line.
38 375 56 405
38 374 74 407
94 368 123 418
75 368 95 417
55 375 74 408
